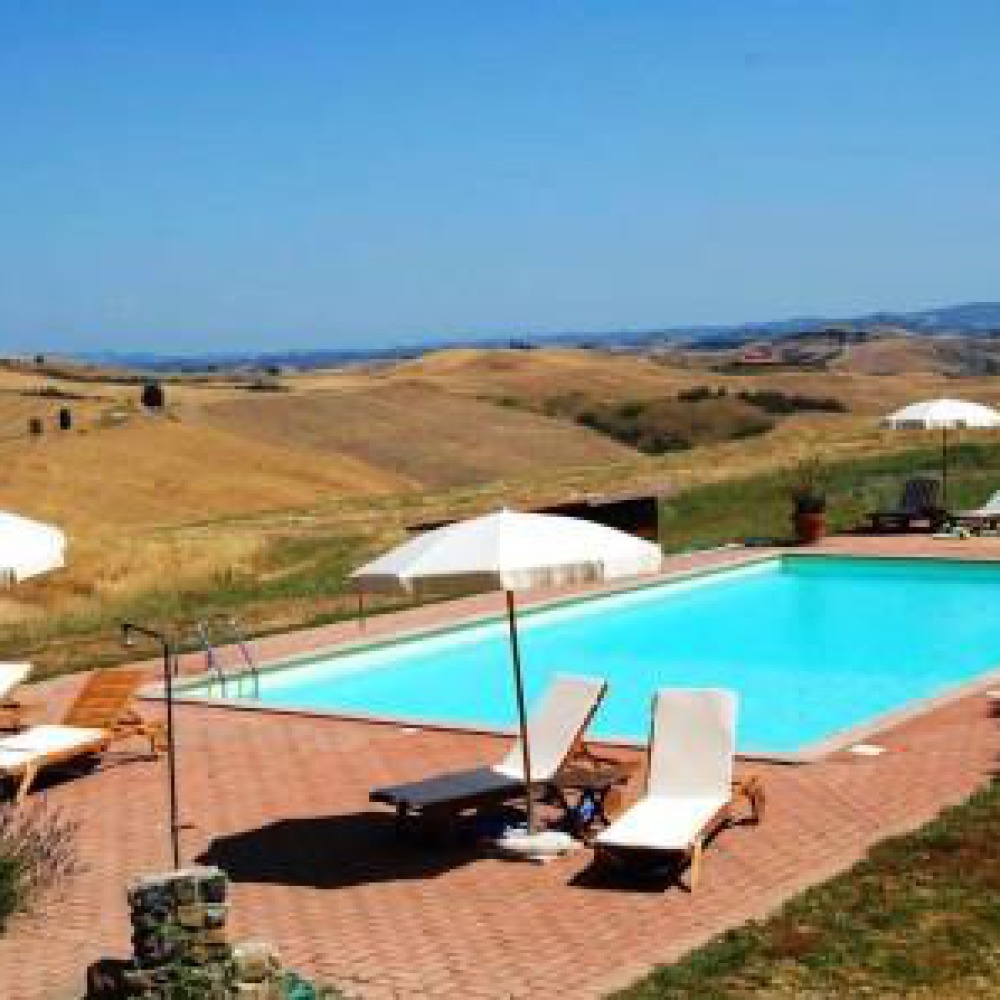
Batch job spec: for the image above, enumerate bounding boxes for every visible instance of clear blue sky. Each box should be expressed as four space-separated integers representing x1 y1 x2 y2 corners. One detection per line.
2 2 999 353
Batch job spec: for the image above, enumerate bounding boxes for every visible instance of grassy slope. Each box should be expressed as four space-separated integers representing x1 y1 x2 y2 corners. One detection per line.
0 416 408 531
198 380 640 488
612 779 1000 1000
662 441 1000 552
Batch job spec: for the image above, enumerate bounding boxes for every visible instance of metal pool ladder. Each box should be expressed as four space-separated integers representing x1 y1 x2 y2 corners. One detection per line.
196 616 260 700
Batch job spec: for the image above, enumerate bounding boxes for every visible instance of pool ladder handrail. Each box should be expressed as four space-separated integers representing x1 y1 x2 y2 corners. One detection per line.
195 616 260 700
195 621 228 698
225 616 260 700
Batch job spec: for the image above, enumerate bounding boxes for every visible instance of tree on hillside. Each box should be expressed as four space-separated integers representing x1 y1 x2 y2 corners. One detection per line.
141 380 165 410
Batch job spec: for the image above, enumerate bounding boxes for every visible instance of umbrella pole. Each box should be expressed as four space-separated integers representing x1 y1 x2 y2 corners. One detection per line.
505 590 534 834
942 427 949 509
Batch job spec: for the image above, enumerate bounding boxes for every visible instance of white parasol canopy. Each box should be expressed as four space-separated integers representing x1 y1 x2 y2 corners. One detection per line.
353 508 663 595
0 512 66 583
352 509 663 831
882 398 1000 505
882 398 1000 431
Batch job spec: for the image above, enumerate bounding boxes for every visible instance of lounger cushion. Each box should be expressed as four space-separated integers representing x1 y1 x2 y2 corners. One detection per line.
372 766 522 810
0 724 107 754
496 674 607 782
0 747 40 770
595 794 730 851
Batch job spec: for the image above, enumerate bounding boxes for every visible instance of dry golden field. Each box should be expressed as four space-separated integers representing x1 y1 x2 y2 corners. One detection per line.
3 343 1000 674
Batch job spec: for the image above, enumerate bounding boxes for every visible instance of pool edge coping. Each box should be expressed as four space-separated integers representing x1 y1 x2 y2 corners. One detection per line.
144 547 1000 765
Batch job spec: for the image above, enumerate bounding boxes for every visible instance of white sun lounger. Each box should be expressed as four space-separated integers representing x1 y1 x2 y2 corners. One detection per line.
0 725 108 803
594 688 763 888
370 673 608 827
0 663 31 702
954 490 1000 528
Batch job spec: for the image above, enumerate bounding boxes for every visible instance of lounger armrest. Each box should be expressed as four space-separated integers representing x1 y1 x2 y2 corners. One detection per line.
733 776 765 824
108 715 168 753
0 700 32 732
565 743 640 777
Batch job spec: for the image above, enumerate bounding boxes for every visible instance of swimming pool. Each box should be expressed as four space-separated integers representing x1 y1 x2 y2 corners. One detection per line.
188 555 1000 757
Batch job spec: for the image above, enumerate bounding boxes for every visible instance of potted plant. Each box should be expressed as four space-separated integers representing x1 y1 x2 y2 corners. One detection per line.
790 458 828 544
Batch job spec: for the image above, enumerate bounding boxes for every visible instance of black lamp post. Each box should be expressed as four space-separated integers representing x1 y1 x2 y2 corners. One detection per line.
121 622 181 869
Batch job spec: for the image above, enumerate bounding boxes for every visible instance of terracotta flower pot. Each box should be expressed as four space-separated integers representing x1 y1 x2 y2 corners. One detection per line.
794 511 826 544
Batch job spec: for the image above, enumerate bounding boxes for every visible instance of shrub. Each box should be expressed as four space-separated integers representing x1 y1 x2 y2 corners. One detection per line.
0 800 81 932
280 971 345 998
245 377 287 393
677 385 717 402
636 430 691 454
737 389 847 414
617 400 647 420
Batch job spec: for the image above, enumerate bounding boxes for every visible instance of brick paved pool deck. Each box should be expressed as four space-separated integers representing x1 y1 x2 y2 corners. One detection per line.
2 536 1000 999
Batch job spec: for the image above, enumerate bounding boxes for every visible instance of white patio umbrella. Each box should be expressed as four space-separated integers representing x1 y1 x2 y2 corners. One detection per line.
0 512 66 584
351 509 663 832
882 398 1000 505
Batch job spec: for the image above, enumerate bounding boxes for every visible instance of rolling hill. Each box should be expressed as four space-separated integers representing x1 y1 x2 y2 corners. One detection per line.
198 380 641 489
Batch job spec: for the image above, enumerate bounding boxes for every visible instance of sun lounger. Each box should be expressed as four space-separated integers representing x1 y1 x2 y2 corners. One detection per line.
0 662 32 731
594 688 763 889
0 668 166 802
370 674 608 831
868 477 945 533
952 490 1000 531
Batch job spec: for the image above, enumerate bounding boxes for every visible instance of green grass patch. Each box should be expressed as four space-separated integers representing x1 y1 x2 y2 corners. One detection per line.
611 779 1000 999
661 441 1000 553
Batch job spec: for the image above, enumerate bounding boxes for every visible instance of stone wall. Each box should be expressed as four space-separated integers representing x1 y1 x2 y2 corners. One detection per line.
86 867 289 1000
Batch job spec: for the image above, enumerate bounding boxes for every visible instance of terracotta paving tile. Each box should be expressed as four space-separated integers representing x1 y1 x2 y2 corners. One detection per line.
1 538 1000 998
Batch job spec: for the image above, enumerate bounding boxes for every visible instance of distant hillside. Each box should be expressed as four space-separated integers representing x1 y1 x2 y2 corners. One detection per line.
61 299 1000 371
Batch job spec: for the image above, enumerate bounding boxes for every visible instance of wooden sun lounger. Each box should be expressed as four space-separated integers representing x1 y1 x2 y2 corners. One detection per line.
0 663 32 732
594 688 764 889
0 668 166 802
370 674 609 833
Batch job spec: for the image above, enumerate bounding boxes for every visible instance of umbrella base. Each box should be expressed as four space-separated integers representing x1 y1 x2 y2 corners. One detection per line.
489 827 581 863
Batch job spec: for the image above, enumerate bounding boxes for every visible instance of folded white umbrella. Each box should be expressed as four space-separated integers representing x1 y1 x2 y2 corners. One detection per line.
0 512 66 583
352 509 663 830
882 398 1000 505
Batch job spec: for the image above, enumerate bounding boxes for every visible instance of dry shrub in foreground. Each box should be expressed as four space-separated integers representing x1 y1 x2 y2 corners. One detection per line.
0 799 82 931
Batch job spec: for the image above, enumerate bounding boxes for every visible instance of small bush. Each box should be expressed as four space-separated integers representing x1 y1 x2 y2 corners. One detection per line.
245 377 288 393
31 385 89 401
280 971 345 998
617 400 647 420
0 800 81 932
677 385 718 403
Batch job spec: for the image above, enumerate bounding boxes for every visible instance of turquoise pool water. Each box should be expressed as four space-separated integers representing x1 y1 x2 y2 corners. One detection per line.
217 556 1000 755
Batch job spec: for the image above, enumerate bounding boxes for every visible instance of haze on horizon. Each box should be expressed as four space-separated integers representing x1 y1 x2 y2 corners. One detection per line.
1 2 999 354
